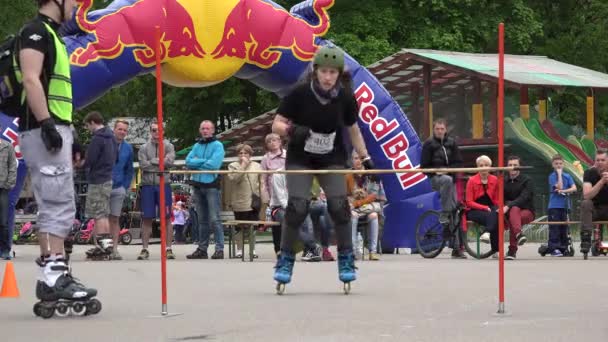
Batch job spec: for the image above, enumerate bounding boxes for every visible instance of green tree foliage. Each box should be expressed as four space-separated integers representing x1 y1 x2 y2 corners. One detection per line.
3 0 608 147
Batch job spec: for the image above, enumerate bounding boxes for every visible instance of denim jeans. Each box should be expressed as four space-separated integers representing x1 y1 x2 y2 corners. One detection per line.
310 200 332 247
351 212 379 253
0 189 9 254
547 208 568 252
193 187 224 251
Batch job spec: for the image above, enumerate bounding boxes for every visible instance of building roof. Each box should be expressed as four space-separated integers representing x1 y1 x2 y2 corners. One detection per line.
367 48 608 106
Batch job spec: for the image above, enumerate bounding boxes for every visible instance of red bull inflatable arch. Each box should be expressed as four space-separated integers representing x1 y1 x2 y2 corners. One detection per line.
1 0 440 249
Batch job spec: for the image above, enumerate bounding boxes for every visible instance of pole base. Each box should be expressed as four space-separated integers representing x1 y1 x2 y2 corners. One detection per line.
497 302 505 314
147 304 184 318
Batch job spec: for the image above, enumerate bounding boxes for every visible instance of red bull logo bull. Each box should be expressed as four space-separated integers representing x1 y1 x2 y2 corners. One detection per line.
70 0 205 67
212 0 334 68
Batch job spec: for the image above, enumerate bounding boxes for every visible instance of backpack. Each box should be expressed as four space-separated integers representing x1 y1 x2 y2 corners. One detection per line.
0 34 22 117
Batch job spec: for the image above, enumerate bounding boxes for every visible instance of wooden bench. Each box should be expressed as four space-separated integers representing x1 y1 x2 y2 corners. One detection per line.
14 214 37 224
525 221 608 225
220 211 280 261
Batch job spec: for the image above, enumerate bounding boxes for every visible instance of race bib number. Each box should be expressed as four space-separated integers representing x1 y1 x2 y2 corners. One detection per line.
304 131 335 155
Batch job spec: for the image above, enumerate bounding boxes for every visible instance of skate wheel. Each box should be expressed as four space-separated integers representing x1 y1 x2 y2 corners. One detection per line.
343 282 351 295
55 303 70 317
33 303 42 317
72 302 87 316
86 298 102 315
275 283 286 295
39 306 55 319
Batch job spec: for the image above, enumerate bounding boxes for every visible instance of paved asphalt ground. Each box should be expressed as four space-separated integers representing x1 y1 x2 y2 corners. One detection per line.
1 242 607 342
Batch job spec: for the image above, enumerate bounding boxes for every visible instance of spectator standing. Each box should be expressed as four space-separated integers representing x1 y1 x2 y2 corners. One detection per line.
108 119 134 260
137 122 176 260
0 130 17 260
82 112 118 260
186 120 226 260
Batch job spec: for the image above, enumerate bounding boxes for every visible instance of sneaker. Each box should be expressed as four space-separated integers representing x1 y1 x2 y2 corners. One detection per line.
516 233 527 246
301 250 313 262
369 253 380 261
480 232 490 244
137 249 149 260
322 247 335 261
551 249 563 257
309 246 322 262
235 250 243 258
253 251 259 259
505 250 516 260
451 249 467 259
1 250 11 260
211 250 224 259
166 249 176 260
186 248 208 259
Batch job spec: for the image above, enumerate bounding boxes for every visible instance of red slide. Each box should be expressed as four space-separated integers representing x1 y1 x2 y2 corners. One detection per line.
541 120 594 166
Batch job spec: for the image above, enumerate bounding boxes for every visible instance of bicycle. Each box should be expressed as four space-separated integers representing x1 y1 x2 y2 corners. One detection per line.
415 205 495 259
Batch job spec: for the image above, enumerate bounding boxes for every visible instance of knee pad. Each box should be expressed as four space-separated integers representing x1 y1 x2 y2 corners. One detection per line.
327 197 351 225
285 198 310 228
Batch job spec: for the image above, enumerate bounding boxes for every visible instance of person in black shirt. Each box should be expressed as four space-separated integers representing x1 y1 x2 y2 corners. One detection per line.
420 118 464 257
18 0 98 317
502 155 533 260
580 149 608 253
271 45 373 291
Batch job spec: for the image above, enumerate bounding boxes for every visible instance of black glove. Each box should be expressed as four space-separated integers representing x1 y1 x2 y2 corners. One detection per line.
362 156 380 182
40 118 63 153
289 124 311 143
362 156 375 170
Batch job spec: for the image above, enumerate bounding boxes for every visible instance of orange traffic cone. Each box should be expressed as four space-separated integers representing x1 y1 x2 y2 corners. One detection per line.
0 261 20 298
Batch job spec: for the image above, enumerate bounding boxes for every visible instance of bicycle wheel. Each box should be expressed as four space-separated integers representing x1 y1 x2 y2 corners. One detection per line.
415 210 446 258
461 221 494 259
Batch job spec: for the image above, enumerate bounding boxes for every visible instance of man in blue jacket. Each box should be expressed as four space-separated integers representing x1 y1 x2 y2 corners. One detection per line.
82 111 118 260
108 119 134 260
186 120 226 259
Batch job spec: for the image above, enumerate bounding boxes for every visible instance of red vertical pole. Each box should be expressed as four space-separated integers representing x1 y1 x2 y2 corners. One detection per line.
497 23 506 314
155 26 168 315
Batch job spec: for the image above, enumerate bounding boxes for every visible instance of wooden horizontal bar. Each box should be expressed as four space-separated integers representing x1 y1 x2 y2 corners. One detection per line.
526 221 608 225
170 166 531 175
224 220 280 226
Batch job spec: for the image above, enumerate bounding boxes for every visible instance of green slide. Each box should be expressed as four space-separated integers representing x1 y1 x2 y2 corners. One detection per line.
525 119 580 164
505 118 583 184
567 135 583 150
581 135 597 159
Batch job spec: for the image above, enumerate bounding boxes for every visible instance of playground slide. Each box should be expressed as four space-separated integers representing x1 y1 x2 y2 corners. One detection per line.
567 135 583 150
505 118 583 184
583 136 599 158
526 119 584 170
541 120 593 167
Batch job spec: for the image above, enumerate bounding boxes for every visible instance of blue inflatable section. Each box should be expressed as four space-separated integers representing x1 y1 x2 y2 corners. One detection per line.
1 0 438 249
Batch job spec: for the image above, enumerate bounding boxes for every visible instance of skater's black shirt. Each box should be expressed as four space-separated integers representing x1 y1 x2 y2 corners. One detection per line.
277 83 358 168
583 167 608 206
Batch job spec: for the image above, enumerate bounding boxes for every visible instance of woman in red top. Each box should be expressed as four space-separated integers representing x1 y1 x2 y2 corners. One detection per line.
465 155 499 254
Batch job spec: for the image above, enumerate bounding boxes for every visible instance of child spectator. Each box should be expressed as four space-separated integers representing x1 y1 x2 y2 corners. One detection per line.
547 154 577 256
